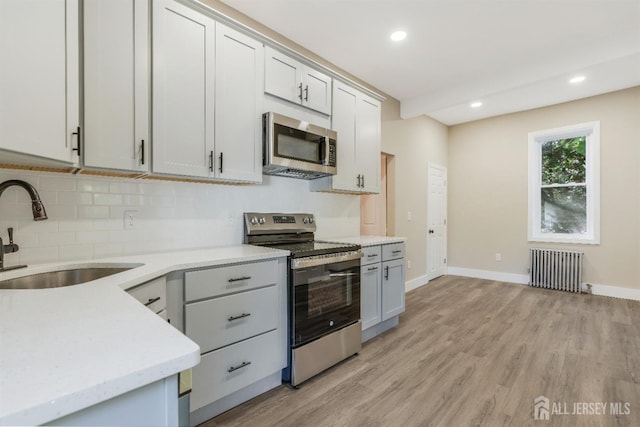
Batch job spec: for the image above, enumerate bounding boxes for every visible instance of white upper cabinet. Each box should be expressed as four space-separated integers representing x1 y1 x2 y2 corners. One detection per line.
152 0 215 178
152 1 263 182
311 81 381 194
83 0 149 173
264 46 332 115
0 0 80 165
214 24 264 183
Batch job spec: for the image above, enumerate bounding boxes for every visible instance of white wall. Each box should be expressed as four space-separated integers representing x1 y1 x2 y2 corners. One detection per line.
381 115 448 284
448 87 640 291
0 170 359 267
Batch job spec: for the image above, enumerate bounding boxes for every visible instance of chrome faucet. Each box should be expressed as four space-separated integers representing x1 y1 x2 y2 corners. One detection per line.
0 179 48 271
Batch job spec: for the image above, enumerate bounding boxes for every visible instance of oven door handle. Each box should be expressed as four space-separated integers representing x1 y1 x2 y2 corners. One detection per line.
329 272 358 277
290 251 362 269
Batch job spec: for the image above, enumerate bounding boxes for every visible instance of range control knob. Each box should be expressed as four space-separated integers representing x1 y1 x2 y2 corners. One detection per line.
308 216 315 224
258 217 266 224
250 217 259 225
302 217 309 224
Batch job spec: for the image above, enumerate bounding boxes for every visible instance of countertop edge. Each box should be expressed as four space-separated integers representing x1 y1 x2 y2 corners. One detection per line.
0 244 289 425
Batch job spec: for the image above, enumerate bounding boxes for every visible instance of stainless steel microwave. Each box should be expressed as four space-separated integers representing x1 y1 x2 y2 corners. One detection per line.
263 112 337 180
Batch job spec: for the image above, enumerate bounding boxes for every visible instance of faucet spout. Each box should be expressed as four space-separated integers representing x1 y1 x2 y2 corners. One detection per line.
0 180 48 221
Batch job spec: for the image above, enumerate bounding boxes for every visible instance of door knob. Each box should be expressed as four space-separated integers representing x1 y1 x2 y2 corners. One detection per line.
428 229 434 234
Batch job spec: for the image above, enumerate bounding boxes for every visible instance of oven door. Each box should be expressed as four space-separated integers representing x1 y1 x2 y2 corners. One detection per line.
291 257 360 347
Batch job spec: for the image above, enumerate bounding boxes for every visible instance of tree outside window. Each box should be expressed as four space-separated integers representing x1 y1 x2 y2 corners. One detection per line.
528 122 600 244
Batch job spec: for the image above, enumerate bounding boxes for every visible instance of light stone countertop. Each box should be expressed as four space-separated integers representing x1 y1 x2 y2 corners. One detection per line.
324 235 407 247
0 244 289 426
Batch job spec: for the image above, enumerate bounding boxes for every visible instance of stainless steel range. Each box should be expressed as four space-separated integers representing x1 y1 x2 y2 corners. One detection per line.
244 212 362 386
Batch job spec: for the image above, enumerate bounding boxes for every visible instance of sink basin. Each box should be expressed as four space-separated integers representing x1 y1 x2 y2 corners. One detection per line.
0 264 143 290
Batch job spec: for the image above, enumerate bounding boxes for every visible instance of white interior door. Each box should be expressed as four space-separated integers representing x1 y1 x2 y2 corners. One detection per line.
427 163 447 280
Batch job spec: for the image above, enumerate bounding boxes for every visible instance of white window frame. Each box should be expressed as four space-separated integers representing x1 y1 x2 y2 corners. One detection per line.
528 121 600 244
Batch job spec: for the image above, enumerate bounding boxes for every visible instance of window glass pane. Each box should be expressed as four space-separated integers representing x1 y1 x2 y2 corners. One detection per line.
541 186 586 234
541 136 586 185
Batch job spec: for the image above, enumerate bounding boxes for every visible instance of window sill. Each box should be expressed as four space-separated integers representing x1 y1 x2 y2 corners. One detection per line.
528 234 600 245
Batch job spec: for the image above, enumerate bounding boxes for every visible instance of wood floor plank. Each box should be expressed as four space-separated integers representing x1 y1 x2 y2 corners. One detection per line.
200 276 640 427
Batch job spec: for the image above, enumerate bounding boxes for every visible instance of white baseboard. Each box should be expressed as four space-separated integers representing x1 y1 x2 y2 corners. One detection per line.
588 283 640 301
446 266 529 284
446 266 640 301
405 274 429 292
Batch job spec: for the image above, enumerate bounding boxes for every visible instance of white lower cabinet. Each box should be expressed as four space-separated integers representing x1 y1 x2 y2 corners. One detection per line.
184 259 286 418
360 243 406 342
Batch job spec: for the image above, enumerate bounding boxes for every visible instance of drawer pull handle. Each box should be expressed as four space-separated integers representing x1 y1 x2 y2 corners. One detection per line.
392 250 402 254
228 313 251 322
367 266 378 271
144 297 161 307
228 361 251 373
367 254 378 258
228 276 251 283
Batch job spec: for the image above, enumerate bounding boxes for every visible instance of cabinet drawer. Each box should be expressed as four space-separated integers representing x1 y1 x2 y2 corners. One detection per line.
185 260 277 302
361 245 382 266
191 329 282 411
382 243 405 261
185 285 278 353
127 276 167 314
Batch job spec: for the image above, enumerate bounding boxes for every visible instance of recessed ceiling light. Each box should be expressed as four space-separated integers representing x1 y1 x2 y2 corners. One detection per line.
470 101 483 108
569 75 586 84
390 30 407 42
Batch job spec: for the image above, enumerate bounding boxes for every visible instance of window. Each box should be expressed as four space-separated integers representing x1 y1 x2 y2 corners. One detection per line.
528 121 600 244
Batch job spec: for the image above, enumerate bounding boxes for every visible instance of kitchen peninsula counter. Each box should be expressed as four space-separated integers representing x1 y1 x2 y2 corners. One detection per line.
0 245 289 425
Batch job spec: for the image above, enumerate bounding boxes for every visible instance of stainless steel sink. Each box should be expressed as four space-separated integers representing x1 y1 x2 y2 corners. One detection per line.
0 264 143 290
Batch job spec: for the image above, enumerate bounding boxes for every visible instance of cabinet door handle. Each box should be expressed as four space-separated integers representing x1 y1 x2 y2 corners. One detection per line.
304 85 309 101
356 174 361 188
361 175 365 188
367 266 378 271
144 296 161 307
72 126 81 157
228 313 251 322
209 151 214 172
228 276 251 283
228 361 251 373
298 83 303 101
385 265 389 280
219 152 224 174
140 140 145 165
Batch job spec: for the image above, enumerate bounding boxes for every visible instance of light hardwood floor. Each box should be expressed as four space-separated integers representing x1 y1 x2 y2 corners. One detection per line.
200 276 640 426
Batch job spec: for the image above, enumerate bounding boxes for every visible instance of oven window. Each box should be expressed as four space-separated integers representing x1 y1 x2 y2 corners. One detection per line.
307 276 350 318
291 258 360 347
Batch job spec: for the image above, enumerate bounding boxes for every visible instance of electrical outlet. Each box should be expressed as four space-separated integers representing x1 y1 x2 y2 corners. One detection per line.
407 259 411 269
407 211 412 221
124 210 137 230
495 252 502 262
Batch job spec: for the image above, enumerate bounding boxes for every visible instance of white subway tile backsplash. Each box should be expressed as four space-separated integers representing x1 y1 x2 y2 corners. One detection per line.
0 169 360 265
39 176 76 192
93 193 123 206
59 220 93 232
75 231 109 244
78 206 110 219
77 179 110 193
39 231 75 247
59 192 94 205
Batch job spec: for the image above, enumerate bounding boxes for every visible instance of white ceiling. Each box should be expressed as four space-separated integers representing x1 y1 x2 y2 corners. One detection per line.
220 0 640 125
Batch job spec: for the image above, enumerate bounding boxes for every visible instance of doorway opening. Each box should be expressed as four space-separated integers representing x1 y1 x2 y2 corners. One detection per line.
360 153 395 236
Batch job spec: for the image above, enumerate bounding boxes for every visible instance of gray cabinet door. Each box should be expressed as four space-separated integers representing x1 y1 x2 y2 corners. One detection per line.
382 258 405 321
360 263 382 330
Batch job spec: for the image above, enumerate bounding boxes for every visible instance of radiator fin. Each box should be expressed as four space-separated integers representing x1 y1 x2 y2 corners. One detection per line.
529 248 583 293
